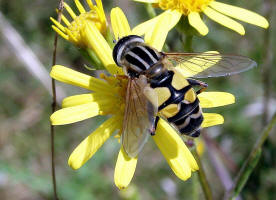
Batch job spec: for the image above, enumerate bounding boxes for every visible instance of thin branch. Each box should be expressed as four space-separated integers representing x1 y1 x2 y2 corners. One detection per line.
50 1 64 199
225 112 276 200
262 0 273 125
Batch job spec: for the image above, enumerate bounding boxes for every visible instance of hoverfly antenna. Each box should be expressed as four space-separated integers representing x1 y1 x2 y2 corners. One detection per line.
113 36 120 44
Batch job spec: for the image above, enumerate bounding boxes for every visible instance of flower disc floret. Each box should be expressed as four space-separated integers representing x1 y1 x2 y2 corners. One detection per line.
158 0 213 15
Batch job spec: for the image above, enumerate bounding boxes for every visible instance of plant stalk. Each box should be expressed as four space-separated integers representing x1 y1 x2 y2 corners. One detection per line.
50 1 64 199
192 148 213 200
262 0 273 125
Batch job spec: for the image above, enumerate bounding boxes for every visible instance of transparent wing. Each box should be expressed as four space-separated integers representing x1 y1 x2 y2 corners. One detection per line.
165 52 257 78
122 75 158 158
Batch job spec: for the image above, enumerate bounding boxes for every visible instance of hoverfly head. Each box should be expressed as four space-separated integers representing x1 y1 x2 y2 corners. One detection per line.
112 35 144 67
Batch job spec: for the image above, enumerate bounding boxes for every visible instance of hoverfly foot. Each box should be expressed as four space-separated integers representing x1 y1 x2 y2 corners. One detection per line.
150 116 160 136
150 130 156 136
191 129 201 137
187 79 208 94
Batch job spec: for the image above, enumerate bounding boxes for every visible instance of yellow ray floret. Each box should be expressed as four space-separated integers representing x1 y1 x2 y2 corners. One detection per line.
82 23 123 75
50 102 101 125
50 65 111 91
68 116 121 170
188 12 209 35
153 118 199 180
198 92 235 108
114 147 138 190
202 113 224 127
111 8 131 40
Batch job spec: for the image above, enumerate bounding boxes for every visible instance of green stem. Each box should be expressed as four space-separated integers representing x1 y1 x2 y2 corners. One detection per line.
192 149 213 200
192 168 200 200
226 112 276 200
261 0 273 125
80 48 104 70
185 33 210 199
183 35 193 52
145 3 156 18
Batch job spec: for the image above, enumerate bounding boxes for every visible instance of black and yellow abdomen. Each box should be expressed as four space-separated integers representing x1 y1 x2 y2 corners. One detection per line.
150 69 203 137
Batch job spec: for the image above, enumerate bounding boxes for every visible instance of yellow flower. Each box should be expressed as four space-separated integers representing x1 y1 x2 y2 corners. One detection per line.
50 0 106 48
50 7 236 189
133 0 269 36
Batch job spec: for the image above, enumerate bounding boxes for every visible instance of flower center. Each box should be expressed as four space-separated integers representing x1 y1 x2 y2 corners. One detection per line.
100 74 128 117
157 0 213 15
68 10 106 46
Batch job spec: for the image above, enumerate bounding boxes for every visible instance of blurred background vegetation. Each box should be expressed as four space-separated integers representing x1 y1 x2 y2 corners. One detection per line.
0 0 275 199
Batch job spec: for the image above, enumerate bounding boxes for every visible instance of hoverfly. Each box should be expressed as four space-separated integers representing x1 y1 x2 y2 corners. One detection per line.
112 35 256 158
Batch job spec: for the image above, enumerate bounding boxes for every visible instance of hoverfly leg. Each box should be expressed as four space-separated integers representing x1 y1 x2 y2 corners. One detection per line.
150 116 160 136
115 74 128 79
187 79 208 94
196 87 207 95
191 129 201 137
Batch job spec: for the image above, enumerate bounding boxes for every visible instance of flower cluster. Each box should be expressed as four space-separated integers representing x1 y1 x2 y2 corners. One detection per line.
50 0 268 189
133 0 269 36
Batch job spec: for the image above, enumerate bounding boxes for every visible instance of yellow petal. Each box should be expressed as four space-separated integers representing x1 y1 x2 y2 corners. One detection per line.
153 119 198 180
114 147 138 190
202 113 224 128
111 7 131 40
86 0 94 10
50 65 111 92
95 0 106 23
62 93 97 107
132 15 160 36
74 0 86 14
82 23 123 75
203 7 245 35
210 1 269 28
51 25 69 40
61 14 71 27
64 2 77 19
50 102 101 125
188 12 209 36
145 10 181 51
132 10 180 38
198 92 235 108
68 116 120 169
50 17 66 32
62 93 115 108
176 51 220 77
